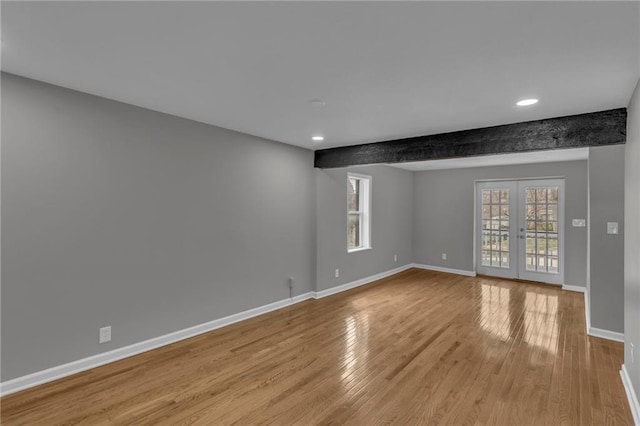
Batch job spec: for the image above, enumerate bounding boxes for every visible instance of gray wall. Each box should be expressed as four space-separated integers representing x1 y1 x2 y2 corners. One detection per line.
625 78 640 403
412 161 589 288
315 165 413 292
588 145 625 333
1 73 316 381
1 70 632 387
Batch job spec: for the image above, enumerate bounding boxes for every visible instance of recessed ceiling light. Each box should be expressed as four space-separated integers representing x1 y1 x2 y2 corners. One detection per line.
516 98 539 106
312 136 324 142
309 99 326 108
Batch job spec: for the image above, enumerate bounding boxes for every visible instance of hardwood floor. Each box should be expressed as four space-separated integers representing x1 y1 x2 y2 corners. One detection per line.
1 268 634 425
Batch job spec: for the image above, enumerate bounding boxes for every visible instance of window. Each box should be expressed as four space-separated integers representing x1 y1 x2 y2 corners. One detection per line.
347 173 371 251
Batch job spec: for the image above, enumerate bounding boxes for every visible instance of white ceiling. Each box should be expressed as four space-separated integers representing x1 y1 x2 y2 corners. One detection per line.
2 2 639 150
388 148 589 171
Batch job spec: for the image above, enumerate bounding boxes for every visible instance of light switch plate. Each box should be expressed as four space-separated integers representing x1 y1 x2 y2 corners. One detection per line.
607 222 619 235
572 219 586 227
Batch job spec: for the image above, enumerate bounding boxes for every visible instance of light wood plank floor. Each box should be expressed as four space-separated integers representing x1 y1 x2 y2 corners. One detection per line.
1 268 634 425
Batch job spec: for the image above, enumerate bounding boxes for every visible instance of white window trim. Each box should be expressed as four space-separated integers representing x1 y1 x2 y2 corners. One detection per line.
347 173 372 252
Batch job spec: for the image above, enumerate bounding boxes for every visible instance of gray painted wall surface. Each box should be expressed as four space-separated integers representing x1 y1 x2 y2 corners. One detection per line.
1 73 315 381
588 145 625 333
412 161 589 288
625 78 640 402
315 165 413 292
1 71 631 388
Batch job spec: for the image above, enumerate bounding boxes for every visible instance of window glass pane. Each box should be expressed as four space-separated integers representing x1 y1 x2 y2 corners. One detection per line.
482 190 491 204
500 234 510 252
547 204 558 221
526 233 537 254
348 174 371 251
526 189 536 203
490 205 500 218
348 213 360 248
482 206 490 219
347 178 359 211
548 187 559 203
526 204 536 220
547 237 558 255
536 237 548 255
482 234 491 251
500 190 509 203
491 190 500 203
548 256 559 273
537 255 547 272
492 234 498 249
536 188 547 203
526 254 536 271
482 251 491 266
501 252 509 268
482 220 491 230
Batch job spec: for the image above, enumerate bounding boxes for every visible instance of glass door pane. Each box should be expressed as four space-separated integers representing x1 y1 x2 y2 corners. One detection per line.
476 181 517 279
517 180 564 285
477 179 564 285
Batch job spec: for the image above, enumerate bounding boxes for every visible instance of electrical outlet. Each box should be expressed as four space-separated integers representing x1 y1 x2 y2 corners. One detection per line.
394 254 398 262
335 269 340 278
442 253 447 260
99 326 111 344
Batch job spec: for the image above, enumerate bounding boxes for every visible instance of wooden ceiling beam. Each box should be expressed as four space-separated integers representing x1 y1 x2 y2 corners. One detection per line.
314 108 626 169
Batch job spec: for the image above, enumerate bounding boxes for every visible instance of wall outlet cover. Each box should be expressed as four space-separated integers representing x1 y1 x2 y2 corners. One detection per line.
572 219 586 227
99 326 111 344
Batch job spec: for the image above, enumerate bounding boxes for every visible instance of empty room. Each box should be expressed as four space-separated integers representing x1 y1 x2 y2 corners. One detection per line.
2 1 640 425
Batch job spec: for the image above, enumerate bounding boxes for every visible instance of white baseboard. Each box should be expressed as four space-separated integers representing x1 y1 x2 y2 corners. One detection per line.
0 291 315 397
584 290 591 331
588 326 624 342
580 288 625 343
313 264 413 299
621 364 640 426
409 263 477 277
562 284 586 293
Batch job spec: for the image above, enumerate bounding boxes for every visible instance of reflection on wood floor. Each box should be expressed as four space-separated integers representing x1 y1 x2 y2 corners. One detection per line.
0 268 633 425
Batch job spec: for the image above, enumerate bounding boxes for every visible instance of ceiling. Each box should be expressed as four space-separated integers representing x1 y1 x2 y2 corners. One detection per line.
2 2 639 150
388 148 589 171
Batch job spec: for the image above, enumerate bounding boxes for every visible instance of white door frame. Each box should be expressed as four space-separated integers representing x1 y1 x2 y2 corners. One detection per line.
474 177 566 285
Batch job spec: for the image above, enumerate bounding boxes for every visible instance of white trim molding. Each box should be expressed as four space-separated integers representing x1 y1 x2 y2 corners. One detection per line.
0 291 315 397
562 284 586 293
621 364 640 426
409 263 477 277
584 290 592 332
313 264 413 299
580 288 625 343
588 327 625 343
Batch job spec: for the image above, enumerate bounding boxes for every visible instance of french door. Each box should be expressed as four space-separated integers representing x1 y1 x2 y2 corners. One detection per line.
476 179 564 285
